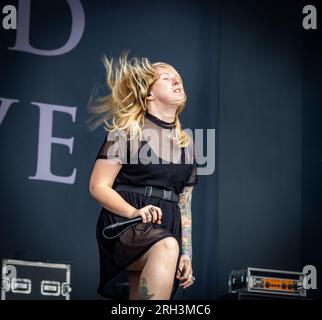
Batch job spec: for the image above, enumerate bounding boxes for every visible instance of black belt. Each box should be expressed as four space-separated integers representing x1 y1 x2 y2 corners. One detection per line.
114 184 179 203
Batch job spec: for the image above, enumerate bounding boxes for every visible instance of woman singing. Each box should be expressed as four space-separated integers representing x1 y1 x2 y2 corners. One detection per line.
89 52 198 300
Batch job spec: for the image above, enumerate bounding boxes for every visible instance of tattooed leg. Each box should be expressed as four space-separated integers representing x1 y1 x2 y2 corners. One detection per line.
137 237 179 299
138 277 155 300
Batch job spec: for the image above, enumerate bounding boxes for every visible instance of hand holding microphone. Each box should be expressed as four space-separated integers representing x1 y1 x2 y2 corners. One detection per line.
103 205 162 239
135 205 162 224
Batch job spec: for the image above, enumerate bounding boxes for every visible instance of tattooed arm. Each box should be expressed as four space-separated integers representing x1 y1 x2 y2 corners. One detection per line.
176 186 194 288
178 186 193 260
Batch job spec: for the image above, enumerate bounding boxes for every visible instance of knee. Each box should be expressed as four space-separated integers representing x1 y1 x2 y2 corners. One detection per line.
158 237 179 257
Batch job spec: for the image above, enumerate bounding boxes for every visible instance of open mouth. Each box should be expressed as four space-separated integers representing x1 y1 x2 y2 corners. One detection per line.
173 88 182 93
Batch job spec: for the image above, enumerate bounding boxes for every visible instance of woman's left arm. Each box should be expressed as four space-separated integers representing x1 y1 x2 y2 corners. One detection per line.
179 186 193 260
176 186 194 288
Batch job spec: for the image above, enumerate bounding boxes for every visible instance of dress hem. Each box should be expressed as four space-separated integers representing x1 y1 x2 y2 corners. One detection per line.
97 234 181 300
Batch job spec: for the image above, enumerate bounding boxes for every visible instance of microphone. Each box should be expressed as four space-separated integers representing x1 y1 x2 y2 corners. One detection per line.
103 216 143 239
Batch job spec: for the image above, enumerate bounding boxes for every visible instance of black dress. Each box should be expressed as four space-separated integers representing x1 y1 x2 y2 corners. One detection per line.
95 111 198 300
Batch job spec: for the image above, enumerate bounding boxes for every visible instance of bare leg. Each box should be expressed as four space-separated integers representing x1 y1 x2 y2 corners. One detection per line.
141 237 179 299
126 237 179 300
128 270 141 300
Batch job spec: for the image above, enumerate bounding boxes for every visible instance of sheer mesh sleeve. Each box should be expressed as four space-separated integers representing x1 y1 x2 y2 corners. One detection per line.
185 160 198 186
95 129 128 164
184 136 198 187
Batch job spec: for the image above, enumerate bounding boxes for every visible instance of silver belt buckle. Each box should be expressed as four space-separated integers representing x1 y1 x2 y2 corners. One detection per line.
163 190 172 201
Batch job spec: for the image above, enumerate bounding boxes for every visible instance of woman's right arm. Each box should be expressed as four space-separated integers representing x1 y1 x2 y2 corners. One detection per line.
89 159 137 219
89 159 163 223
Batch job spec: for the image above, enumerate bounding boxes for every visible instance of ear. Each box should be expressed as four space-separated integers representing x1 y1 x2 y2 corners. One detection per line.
146 92 154 101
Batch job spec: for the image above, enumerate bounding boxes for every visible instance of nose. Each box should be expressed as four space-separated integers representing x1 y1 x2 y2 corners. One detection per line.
173 77 180 86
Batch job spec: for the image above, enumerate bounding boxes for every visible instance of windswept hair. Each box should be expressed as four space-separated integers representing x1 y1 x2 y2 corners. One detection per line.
86 51 190 147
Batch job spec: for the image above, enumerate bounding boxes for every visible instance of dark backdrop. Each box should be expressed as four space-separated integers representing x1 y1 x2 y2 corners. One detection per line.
0 0 321 299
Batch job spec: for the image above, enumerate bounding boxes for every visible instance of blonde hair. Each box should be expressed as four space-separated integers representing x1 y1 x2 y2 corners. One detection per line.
86 51 190 147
